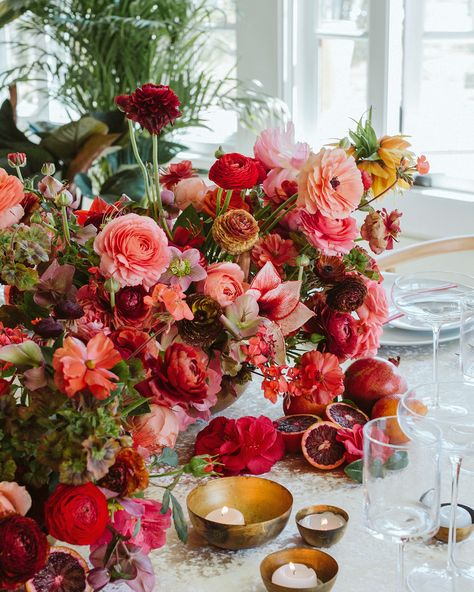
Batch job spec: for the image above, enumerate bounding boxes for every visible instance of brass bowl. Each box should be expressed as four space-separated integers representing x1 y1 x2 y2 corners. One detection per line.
435 503 474 543
295 505 349 548
260 548 339 592
186 476 293 550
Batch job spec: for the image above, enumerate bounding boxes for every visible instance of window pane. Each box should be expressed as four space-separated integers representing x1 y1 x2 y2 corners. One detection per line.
316 38 368 141
317 0 368 34
424 0 474 32
207 0 236 26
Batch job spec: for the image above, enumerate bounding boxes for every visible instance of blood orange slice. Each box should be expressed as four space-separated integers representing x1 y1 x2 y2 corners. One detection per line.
25 546 90 592
325 402 368 429
301 421 346 470
273 414 321 453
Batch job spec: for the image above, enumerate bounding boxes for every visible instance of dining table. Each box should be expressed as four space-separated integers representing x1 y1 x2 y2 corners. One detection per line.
108 337 472 592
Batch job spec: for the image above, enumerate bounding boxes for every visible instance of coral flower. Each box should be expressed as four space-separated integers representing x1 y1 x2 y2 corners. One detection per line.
251 234 298 274
160 160 197 190
145 283 194 321
416 155 430 175
297 148 363 219
0 167 24 229
53 333 121 400
294 350 344 405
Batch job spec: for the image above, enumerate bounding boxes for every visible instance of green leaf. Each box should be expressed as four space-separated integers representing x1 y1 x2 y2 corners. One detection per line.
369 458 385 479
100 167 145 202
173 204 202 235
170 493 188 543
344 459 363 483
0 305 28 328
121 396 150 418
40 116 109 161
161 489 171 514
157 447 179 468
385 450 409 471
74 173 94 198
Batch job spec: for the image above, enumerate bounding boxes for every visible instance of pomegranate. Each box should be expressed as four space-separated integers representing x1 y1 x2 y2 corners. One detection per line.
283 394 329 418
344 357 407 414
301 422 346 470
273 415 321 453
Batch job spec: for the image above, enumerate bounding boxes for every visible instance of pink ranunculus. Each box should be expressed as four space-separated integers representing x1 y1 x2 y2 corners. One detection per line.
353 321 383 358
0 168 24 229
93 498 171 554
357 278 389 326
300 210 358 255
297 148 363 219
336 424 364 464
200 262 245 307
262 167 298 201
174 177 208 211
94 213 170 289
0 482 32 517
129 404 180 458
254 123 310 170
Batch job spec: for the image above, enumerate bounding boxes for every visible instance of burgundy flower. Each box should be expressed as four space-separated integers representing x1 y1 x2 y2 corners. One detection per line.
321 307 359 361
314 255 346 284
115 84 182 135
114 285 152 329
326 277 368 312
160 160 197 190
208 153 259 190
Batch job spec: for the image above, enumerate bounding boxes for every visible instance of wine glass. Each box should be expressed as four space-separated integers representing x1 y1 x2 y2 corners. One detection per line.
391 272 474 383
398 382 474 591
363 417 441 592
460 293 474 380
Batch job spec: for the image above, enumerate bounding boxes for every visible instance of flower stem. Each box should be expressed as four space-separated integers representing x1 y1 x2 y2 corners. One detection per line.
152 134 173 240
14 166 24 183
127 120 153 209
60 206 71 246
356 179 398 210
260 193 298 233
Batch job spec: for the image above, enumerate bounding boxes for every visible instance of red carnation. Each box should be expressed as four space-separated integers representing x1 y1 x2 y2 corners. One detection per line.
116 83 182 135
0 514 49 590
208 153 259 190
160 160 197 190
44 483 108 545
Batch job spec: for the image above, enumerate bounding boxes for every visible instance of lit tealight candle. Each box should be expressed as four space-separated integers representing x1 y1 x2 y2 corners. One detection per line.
439 505 472 529
204 505 245 525
299 512 346 531
271 562 319 589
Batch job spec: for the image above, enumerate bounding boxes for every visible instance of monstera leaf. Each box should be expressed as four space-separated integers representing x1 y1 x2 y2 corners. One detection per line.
40 116 109 162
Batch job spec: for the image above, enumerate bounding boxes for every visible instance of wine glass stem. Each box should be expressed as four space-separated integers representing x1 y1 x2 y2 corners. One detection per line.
397 540 407 591
432 324 441 383
447 454 463 573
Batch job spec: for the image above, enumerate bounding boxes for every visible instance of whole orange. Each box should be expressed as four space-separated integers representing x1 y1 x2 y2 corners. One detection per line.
371 394 428 444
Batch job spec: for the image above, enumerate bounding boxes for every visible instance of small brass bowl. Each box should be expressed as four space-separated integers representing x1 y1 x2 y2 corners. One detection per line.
435 504 474 543
295 505 349 548
260 548 339 592
186 476 293 550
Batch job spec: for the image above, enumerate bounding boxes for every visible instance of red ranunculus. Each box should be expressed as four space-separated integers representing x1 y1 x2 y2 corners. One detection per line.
135 343 209 411
114 285 152 329
110 327 159 371
116 84 181 135
170 226 205 250
252 158 268 184
194 416 244 475
44 483 108 545
0 514 49 590
235 415 285 474
336 424 364 464
208 153 259 190
194 415 285 475
321 307 359 361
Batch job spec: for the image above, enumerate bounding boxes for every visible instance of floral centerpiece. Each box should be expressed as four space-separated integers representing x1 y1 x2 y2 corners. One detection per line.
0 84 428 592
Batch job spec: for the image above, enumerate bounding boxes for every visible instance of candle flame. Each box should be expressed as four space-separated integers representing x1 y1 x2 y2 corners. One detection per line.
289 562 296 574
321 518 328 527
221 506 229 516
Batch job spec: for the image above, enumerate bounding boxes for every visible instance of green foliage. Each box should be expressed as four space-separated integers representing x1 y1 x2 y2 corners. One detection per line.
347 109 380 160
344 459 363 483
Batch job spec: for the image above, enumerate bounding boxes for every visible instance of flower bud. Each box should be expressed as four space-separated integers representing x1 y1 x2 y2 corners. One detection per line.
104 278 121 294
41 162 56 176
7 152 27 168
296 254 311 268
55 191 73 208
214 145 226 158
30 211 43 224
183 455 215 477
54 300 84 320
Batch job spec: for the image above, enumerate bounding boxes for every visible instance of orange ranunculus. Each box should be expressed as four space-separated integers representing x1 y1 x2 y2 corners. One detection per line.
0 167 24 229
53 333 122 400
201 187 250 218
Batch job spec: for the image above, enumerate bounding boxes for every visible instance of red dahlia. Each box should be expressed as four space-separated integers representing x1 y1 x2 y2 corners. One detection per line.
115 83 182 135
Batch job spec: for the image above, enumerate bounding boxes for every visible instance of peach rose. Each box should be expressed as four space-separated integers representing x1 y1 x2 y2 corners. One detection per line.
297 148 363 219
130 404 180 458
0 481 32 517
174 177 208 211
201 262 245 307
0 168 24 229
94 213 170 289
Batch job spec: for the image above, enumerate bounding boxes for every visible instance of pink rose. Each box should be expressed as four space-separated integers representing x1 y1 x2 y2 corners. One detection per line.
0 168 24 229
174 177 208 211
0 482 32 517
94 213 170 289
200 262 245 307
357 279 389 326
300 210 357 255
129 404 180 458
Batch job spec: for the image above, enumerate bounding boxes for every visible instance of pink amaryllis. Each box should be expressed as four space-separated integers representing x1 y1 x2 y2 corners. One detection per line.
246 262 314 335
297 148 363 219
160 246 206 291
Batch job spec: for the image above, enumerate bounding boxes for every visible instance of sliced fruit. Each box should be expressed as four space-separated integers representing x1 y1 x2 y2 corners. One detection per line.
325 402 368 429
283 394 328 417
273 414 322 454
301 421 346 470
26 546 90 592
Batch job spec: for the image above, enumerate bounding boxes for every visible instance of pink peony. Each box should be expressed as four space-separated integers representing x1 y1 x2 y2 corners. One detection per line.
297 148 363 219
94 213 170 289
254 123 310 170
0 168 24 229
174 177 208 211
0 482 32 517
300 210 358 255
129 404 180 458
200 262 245 307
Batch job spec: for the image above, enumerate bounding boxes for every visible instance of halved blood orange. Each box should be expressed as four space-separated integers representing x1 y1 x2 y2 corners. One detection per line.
25 546 90 592
325 402 368 429
301 421 346 470
273 414 322 453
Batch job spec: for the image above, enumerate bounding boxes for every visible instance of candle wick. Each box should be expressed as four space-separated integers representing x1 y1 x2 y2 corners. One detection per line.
289 562 296 575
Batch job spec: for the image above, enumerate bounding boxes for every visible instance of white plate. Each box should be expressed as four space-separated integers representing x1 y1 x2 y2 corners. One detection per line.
380 324 460 347
383 272 460 332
